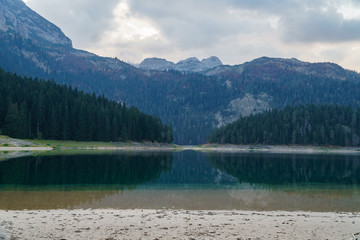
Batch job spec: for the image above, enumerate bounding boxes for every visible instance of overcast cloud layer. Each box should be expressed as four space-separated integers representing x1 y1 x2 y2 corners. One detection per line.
24 0 360 71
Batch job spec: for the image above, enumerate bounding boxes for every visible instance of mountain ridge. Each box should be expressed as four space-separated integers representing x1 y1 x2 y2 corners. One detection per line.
139 56 223 72
204 56 358 80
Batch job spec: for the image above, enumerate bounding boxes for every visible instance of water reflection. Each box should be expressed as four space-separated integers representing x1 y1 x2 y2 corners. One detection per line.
0 151 360 211
153 151 237 186
208 153 360 186
0 152 172 189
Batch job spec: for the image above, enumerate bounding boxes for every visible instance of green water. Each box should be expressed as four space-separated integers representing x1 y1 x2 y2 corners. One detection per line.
0 151 359 211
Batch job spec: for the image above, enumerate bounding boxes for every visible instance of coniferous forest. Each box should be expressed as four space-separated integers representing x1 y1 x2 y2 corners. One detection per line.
210 105 360 146
0 68 173 143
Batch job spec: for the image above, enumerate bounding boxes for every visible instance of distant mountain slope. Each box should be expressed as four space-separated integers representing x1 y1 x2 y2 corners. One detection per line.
1 0 360 144
139 56 223 72
205 57 358 81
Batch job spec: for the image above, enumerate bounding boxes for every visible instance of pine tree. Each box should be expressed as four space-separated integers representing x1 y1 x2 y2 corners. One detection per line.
3 103 21 138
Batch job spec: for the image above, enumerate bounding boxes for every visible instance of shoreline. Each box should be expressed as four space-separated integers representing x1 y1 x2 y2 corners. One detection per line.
0 209 359 240
195 144 360 154
1 134 360 155
1 144 360 154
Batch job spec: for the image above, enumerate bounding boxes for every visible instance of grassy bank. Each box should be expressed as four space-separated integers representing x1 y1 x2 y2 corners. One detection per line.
31 139 130 149
0 135 181 152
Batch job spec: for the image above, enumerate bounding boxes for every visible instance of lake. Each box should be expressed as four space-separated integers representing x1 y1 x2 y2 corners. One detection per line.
0 151 360 211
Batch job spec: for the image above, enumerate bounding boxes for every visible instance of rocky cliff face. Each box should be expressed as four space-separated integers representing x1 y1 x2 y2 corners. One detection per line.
139 56 223 72
0 0 72 47
214 93 272 128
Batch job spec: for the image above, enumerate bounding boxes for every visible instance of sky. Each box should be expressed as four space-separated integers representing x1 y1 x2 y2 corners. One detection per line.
23 0 360 71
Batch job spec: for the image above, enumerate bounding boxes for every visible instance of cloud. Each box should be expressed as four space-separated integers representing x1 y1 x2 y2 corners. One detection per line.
280 7 360 43
23 0 360 71
26 0 119 48
128 0 272 49
122 0 296 62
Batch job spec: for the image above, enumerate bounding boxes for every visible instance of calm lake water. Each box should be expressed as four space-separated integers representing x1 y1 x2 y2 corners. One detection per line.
0 151 360 211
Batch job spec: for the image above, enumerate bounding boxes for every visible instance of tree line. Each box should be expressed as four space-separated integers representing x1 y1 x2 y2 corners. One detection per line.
210 104 360 146
0 68 173 142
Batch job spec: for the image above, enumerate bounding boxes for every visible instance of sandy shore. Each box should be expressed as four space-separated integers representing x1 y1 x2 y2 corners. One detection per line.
0 209 359 240
0 147 53 151
61 145 360 154
196 145 360 154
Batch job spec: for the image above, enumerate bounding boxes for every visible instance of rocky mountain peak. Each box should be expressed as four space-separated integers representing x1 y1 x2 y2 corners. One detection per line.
201 56 223 69
176 57 205 72
177 57 200 63
0 0 72 47
139 56 223 72
139 57 176 71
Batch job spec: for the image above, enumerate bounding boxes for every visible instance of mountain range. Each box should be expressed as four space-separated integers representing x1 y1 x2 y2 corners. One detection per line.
1 0 360 144
139 56 222 72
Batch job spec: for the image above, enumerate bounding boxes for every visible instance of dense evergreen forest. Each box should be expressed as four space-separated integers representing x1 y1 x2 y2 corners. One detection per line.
210 105 360 146
0 68 173 142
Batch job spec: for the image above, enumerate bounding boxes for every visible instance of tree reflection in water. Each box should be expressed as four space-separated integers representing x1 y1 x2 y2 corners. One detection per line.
208 153 360 186
0 152 173 189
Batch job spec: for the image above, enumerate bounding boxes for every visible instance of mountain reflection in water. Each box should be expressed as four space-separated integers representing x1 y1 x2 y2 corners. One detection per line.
208 152 360 185
0 151 360 211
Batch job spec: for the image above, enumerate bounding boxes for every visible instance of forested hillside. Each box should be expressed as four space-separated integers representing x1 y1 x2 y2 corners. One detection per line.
0 68 173 142
210 105 360 146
